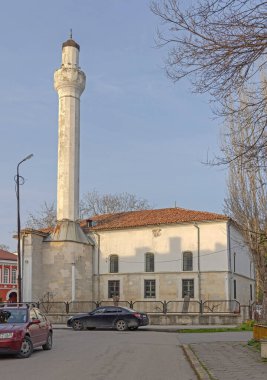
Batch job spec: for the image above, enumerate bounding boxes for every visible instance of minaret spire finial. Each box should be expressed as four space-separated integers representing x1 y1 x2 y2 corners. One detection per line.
70 28 72 39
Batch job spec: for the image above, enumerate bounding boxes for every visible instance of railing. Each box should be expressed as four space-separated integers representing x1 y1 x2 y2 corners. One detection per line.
132 301 165 313
5 299 241 315
202 300 240 314
166 300 201 314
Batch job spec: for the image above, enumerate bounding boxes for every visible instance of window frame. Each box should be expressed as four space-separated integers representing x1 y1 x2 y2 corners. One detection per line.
144 279 156 298
11 268 17 284
109 255 119 273
145 252 155 272
3 267 9 284
182 279 194 298
108 280 120 299
182 251 193 271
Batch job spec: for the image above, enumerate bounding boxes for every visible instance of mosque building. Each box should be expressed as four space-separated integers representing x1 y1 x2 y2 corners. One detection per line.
21 37 255 307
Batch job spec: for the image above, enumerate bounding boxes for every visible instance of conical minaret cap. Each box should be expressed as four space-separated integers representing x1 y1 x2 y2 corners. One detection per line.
62 38 80 51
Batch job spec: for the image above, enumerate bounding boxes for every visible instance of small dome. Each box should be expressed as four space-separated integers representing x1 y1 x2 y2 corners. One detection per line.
62 39 80 51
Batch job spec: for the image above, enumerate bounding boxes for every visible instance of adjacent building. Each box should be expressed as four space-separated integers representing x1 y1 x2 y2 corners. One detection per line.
0 249 18 302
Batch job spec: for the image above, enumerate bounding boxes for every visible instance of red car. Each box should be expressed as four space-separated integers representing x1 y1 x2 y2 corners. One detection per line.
0 304 53 358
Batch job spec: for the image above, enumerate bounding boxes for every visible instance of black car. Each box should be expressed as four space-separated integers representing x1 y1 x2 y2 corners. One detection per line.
67 306 149 331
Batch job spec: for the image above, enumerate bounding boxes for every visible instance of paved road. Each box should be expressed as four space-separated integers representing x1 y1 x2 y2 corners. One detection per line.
0 329 197 380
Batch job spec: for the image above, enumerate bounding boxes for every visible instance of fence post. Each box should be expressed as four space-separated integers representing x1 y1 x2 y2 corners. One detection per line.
199 300 203 314
163 301 167 314
66 302 69 314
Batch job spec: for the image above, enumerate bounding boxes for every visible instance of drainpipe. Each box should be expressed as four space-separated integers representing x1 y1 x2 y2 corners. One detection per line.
71 262 76 301
194 223 201 302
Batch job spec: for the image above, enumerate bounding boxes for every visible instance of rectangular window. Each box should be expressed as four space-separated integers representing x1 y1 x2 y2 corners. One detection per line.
3 268 9 284
182 279 194 298
233 279 237 299
250 284 253 301
108 280 120 299
11 269 17 284
145 253 154 272
233 252 236 273
110 255 119 273
144 280 156 298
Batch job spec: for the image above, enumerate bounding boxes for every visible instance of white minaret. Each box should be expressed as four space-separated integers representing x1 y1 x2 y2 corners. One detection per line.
54 36 86 221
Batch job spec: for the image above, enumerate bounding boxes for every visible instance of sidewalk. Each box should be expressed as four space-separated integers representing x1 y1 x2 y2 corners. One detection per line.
183 340 267 380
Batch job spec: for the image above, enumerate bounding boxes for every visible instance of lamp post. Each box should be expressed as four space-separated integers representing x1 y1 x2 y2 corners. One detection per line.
15 154 33 303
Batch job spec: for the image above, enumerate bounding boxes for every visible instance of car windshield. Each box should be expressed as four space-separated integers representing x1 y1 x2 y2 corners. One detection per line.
0 309 27 323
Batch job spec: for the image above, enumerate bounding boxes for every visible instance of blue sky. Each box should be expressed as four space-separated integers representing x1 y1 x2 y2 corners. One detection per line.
0 0 227 251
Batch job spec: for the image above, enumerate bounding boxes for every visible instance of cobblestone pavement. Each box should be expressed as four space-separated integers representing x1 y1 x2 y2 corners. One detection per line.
190 341 267 380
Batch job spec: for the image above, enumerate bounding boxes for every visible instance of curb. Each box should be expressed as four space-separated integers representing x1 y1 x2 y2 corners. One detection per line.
182 344 211 380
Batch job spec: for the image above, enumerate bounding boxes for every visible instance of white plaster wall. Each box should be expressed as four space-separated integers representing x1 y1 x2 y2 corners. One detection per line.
93 221 229 275
229 224 255 279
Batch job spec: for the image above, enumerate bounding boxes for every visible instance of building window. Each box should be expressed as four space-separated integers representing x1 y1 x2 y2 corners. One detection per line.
144 280 156 298
233 252 236 273
250 284 253 301
109 255 119 273
182 279 194 298
145 252 154 272
183 251 193 271
3 268 9 284
11 269 17 284
233 279 237 299
108 280 120 298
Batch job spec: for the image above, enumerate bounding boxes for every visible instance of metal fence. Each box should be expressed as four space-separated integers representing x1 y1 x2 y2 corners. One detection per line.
5 299 241 315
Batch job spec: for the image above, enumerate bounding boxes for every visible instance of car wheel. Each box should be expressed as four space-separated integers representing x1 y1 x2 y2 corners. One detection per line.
42 332 53 350
72 319 84 331
116 319 128 331
17 337 33 359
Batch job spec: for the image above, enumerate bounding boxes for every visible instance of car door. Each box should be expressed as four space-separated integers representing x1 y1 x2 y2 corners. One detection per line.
28 309 42 346
35 309 48 344
85 308 106 328
100 307 123 327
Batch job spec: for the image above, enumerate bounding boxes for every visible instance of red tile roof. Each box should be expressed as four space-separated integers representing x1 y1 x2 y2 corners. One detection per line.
0 249 17 261
81 207 228 231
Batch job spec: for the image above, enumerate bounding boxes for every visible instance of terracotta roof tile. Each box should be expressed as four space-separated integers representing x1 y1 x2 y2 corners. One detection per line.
0 249 17 261
81 207 228 231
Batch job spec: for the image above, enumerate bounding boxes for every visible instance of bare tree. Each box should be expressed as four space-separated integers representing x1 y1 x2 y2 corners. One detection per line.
80 190 151 217
26 192 152 229
0 244 10 251
223 101 267 321
151 0 267 162
26 202 57 229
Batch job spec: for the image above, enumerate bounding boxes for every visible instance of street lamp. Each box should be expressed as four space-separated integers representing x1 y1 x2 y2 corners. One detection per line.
15 154 33 303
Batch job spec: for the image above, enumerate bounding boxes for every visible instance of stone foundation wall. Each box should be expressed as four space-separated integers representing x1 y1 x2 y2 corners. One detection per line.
47 313 242 325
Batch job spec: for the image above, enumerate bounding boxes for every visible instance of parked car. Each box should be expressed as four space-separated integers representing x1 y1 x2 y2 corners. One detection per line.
0 303 53 358
67 306 149 331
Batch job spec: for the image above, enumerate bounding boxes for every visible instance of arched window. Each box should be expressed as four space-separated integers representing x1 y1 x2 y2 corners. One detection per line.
183 251 193 271
145 252 154 272
109 255 119 273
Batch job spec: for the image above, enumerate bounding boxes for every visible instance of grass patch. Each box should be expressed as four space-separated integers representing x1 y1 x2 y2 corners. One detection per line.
177 322 254 333
247 338 260 351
